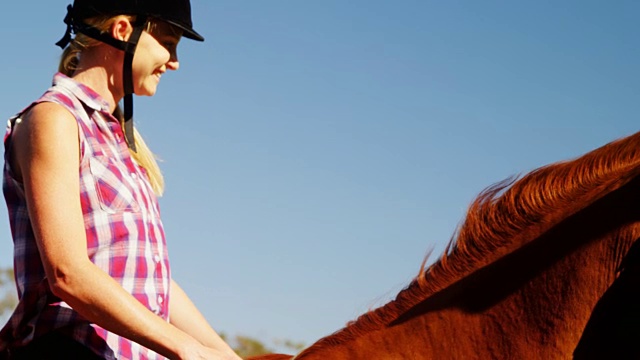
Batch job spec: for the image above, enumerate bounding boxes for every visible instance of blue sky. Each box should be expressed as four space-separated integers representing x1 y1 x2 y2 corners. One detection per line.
1 0 638 350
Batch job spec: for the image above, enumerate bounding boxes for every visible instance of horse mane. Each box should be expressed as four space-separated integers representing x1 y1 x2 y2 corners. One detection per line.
298 131 640 355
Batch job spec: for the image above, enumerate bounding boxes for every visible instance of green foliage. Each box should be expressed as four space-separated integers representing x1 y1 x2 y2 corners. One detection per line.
0 267 17 317
221 332 304 358
0 268 12 286
234 335 273 358
274 338 306 353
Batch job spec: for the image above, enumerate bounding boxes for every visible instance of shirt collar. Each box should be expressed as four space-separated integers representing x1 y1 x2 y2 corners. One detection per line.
51 72 112 113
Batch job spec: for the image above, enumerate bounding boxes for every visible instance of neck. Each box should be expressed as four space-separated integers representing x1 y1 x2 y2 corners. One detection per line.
71 48 124 113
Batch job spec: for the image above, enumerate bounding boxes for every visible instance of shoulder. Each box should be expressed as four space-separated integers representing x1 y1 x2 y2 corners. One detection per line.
17 102 78 149
10 102 80 177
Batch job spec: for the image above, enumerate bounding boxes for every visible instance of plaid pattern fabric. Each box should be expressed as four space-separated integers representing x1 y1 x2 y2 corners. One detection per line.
0 73 170 360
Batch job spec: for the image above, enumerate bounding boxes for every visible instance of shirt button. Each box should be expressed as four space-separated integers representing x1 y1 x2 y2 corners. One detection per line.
131 173 138 179
158 295 164 304
153 254 161 263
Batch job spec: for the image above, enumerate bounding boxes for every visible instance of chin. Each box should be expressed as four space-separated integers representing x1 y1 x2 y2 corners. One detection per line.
137 87 158 97
134 79 160 97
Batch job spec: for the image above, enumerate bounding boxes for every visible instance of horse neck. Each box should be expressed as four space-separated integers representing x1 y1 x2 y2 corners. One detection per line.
295 185 640 360
295 241 632 360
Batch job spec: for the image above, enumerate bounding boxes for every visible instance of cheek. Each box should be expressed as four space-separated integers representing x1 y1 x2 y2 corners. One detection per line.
157 47 172 64
130 59 148 87
131 52 157 83
131 48 149 74
130 58 155 95
133 42 169 71
146 40 172 64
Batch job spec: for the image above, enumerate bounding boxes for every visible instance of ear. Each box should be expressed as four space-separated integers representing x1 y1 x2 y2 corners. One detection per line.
110 16 133 42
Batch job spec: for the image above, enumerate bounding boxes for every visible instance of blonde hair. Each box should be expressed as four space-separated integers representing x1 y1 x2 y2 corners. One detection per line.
58 16 165 196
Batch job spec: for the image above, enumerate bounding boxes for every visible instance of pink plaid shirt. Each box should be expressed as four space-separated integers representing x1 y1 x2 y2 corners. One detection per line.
0 73 171 360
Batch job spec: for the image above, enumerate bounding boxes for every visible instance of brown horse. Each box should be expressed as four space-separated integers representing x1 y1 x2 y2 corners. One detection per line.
249 131 640 360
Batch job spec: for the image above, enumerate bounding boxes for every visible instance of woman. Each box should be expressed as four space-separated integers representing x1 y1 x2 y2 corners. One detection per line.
0 1 241 359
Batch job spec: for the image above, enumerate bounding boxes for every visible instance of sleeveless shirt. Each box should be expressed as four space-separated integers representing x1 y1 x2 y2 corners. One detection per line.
0 73 170 360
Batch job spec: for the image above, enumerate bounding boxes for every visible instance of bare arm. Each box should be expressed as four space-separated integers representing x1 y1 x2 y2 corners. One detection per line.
170 279 241 359
12 103 230 360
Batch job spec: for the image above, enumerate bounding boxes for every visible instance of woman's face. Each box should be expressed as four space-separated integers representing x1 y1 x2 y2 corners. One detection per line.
132 21 182 96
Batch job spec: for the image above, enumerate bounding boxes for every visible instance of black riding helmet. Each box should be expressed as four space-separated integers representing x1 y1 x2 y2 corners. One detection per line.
56 0 204 151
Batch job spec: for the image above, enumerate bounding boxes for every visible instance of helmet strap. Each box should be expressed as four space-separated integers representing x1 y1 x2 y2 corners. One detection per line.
121 17 147 152
65 16 149 152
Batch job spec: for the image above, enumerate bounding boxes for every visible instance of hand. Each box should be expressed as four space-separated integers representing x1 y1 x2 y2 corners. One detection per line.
213 348 243 360
180 344 242 360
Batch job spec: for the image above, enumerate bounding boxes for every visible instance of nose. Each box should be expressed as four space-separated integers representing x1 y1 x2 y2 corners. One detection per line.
167 49 180 71
167 58 180 71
